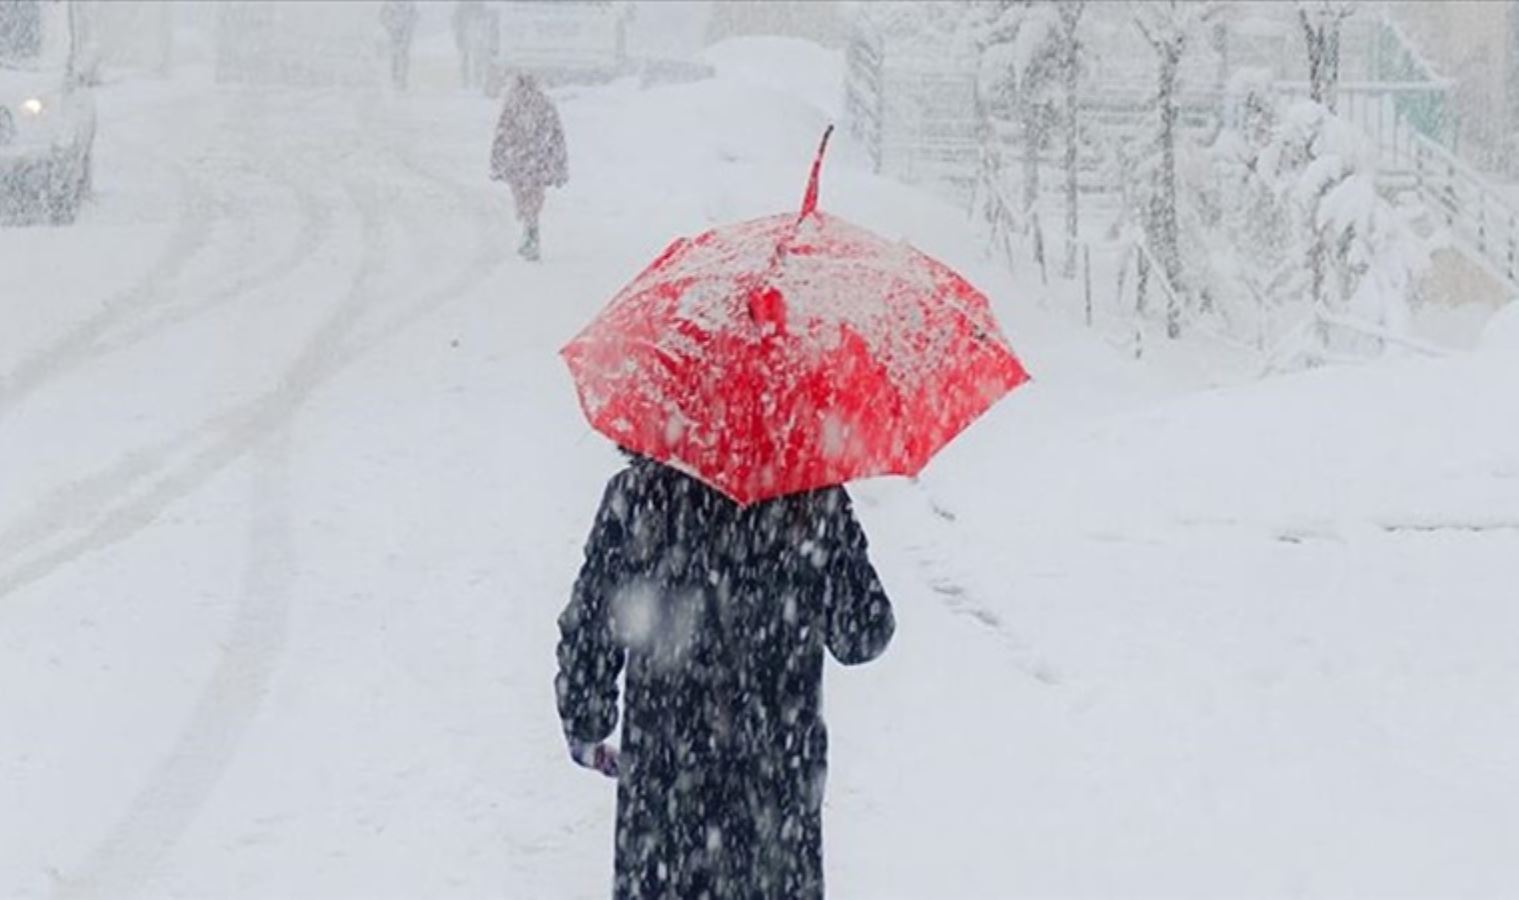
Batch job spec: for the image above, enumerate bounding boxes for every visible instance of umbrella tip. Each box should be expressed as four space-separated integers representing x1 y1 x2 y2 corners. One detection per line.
799 124 834 220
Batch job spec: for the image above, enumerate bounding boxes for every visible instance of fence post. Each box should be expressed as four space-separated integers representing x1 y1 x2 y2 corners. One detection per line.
1032 211 1048 286
1115 246 1130 318
1395 108 1404 168
1083 243 1093 327
1478 192 1487 254
1508 214 1516 283
1446 159 1456 227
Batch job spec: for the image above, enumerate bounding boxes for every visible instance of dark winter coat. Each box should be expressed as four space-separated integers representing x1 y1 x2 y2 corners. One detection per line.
556 459 895 899
490 78 568 188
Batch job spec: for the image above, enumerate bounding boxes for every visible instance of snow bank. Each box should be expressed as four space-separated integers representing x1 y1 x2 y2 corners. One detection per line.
857 332 1519 896
932 348 1519 542
1481 299 1519 356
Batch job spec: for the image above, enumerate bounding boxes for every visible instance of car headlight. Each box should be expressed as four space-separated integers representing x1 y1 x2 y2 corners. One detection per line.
21 98 44 116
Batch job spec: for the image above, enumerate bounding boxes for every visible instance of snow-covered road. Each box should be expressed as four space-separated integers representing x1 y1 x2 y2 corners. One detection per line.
4 44 1519 899
1 79 559 898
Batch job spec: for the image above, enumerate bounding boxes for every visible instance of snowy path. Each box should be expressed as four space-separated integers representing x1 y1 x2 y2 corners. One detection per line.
4 49 1519 900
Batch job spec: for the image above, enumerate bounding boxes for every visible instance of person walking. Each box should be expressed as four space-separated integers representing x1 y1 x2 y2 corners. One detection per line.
451 0 485 89
555 453 895 899
489 73 567 261
553 124 1029 898
380 0 418 91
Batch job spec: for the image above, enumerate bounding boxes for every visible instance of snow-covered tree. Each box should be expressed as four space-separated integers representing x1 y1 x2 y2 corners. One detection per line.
1201 89 1428 364
1292 0 1357 331
966 1 1087 290
859 0 970 43
1297 0 1354 113
1195 71 1301 345
1132 0 1217 337
1054 1 1086 279
970 1 1062 217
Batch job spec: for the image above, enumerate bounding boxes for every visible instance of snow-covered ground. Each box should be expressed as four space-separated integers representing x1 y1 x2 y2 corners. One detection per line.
3 39 1518 899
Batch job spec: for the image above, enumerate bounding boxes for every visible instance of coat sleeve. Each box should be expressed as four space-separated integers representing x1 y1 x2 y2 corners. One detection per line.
554 476 630 743
820 489 895 666
489 109 510 182
546 104 568 186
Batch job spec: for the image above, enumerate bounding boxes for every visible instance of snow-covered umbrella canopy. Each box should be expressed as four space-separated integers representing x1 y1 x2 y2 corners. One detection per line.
562 126 1031 505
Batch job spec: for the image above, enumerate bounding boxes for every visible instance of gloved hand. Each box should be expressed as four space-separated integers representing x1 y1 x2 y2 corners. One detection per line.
569 739 620 779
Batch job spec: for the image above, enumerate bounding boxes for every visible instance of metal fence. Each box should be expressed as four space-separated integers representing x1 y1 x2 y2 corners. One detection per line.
844 20 980 208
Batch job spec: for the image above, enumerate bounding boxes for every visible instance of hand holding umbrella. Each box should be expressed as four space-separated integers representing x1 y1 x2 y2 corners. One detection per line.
569 739 620 779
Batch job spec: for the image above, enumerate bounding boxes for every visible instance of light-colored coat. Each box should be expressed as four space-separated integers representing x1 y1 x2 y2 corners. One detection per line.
489 78 567 188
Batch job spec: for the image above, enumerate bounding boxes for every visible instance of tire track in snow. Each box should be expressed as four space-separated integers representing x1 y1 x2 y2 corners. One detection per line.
0 127 337 416
0 176 332 566
0 174 384 607
0 435 180 562
0 106 503 607
94 164 335 364
52 107 509 897
0 105 341 568
0 153 218 419
49 168 391 898
55 427 296 900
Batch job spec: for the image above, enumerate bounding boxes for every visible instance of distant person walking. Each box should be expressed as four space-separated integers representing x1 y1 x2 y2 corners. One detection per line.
380 0 418 91
489 74 567 261
451 0 486 90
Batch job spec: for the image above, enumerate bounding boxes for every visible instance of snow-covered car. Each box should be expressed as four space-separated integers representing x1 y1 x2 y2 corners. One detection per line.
0 63 95 223
1 1 96 225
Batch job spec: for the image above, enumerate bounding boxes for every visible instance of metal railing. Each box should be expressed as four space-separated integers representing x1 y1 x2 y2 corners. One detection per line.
1400 130 1519 291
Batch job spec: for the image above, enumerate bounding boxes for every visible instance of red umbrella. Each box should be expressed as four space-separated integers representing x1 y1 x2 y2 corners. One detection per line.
562 127 1030 505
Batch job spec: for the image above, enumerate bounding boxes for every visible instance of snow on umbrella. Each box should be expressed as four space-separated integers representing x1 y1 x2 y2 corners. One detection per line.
562 126 1031 505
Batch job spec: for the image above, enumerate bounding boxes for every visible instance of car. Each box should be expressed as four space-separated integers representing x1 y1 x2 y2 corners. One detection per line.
0 0 97 225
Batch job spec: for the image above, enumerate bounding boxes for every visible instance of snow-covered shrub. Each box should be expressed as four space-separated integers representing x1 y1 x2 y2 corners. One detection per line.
1196 87 1429 365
